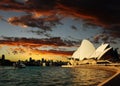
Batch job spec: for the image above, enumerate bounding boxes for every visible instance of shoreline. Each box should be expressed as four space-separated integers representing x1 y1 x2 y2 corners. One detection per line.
96 65 120 86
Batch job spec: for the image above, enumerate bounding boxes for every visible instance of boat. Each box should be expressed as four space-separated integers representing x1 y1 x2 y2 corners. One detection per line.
13 62 26 68
61 65 75 67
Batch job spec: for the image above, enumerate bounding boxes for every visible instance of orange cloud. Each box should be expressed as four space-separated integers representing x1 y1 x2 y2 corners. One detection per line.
0 36 77 57
0 36 77 47
8 14 62 31
32 49 73 56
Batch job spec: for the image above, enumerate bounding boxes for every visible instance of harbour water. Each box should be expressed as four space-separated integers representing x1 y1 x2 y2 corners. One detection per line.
0 66 114 86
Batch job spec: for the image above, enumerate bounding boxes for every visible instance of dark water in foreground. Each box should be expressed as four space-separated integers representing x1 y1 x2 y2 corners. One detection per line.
0 66 114 86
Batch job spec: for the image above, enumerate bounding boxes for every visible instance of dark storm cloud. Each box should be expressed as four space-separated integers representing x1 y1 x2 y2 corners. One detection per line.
26 0 56 10
0 36 77 47
27 30 52 37
93 33 117 44
0 0 56 11
0 0 120 37
59 0 120 25
0 36 77 56
93 34 110 43
107 26 120 38
58 0 120 38
8 14 62 31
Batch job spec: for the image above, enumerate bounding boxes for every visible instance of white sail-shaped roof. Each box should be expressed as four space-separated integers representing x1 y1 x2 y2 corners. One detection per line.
90 43 110 59
97 47 112 59
72 39 113 61
72 39 95 60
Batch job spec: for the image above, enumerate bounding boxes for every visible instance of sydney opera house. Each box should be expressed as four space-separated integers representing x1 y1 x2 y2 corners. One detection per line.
71 39 119 64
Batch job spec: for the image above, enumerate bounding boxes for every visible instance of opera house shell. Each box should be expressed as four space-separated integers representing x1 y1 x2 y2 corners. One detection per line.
72 39 119 62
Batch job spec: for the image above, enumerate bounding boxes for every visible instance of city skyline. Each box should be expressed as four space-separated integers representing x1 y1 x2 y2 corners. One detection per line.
0 0 120 61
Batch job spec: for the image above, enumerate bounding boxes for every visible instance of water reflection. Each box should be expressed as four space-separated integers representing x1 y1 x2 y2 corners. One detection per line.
0 66 114 86
69 68 113 86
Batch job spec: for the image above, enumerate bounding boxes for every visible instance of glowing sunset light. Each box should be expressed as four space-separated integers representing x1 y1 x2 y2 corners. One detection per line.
0 0 120 61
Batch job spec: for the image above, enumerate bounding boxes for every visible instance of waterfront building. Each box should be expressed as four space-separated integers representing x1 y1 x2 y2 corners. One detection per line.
72 39 95 60
72 39 119 63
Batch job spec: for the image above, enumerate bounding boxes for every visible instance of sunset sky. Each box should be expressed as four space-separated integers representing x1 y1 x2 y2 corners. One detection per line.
0 0 120 61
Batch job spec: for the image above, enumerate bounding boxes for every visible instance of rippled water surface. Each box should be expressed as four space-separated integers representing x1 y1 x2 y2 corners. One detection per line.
0 66 114 86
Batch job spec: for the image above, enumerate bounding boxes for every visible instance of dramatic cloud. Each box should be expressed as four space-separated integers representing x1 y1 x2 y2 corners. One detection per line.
27 30 52 37
8 14 62 31
93 33 118 44
93 34 108 43
32 49 73 56
0 36 78 47
0 0 120 38
1 0 120 60
8 46 73 56
0 36 76 56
